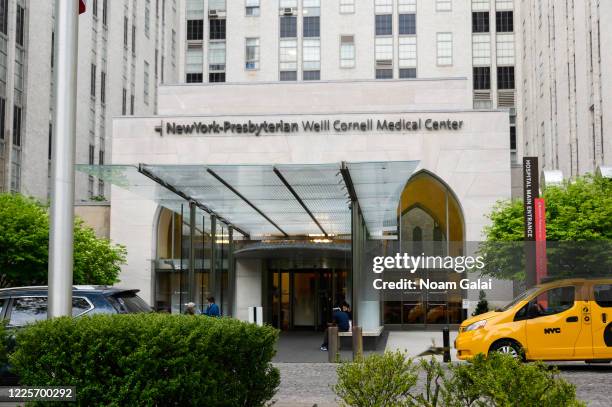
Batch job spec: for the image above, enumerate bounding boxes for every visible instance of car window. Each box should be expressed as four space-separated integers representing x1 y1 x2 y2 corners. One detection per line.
109 292 152 313
9 296 95 326
0 298 6 316
527 286 575 318
500 286 539 311
594 284 612 307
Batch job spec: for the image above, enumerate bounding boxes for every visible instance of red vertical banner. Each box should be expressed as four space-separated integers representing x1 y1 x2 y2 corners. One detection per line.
535 198 547 284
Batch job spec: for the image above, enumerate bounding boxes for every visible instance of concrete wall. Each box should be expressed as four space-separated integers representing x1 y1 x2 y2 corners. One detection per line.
235 258 263 322
74 203 111 239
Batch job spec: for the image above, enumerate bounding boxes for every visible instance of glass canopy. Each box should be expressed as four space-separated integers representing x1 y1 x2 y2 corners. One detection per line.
77 161 419 238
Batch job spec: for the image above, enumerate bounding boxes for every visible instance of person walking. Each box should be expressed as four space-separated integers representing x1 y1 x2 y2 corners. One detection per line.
203 296 220 317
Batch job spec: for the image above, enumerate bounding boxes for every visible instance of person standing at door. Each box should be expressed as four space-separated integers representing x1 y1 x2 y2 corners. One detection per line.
204 297 220 317
320 305 350 351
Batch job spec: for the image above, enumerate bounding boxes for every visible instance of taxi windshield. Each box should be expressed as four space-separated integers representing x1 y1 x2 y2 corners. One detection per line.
498 286 539 311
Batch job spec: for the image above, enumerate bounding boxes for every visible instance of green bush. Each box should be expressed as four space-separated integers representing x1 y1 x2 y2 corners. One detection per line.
10 313 280 406
334 351 419 407
333 352 584 407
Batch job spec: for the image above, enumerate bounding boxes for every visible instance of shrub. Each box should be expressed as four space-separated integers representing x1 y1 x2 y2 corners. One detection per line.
10 313 280 406
333 351 419 407
472 290 489 316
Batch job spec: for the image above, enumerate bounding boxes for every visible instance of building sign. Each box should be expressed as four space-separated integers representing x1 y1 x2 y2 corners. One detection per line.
154 118 465 137
523 156 539 286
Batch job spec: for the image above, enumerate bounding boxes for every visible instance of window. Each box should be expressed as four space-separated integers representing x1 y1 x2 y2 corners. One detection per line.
102 0 108 25
594 285 612 308
472 0 489 11
99 149 105 165
375 15 392 36
145 0 151 37
497 66 514 89
9 297 93 327
339 0 354 14
186 46 203 80
92 0 98 17
495 0 513 11
132 24 136 53
208 0 226 12
88 144 95 165
303 38 320 70
280 16 297 38
527 287 575 318
0 98 5 140
303 17 320 37
376 69 393 80
280 0 297 7
187 20 204 40
143 61 150 105
90 64 96 97
15 5 24 46
245 38 260 69
280 71 297 81
303 70 320 81
398 0 416 13
436 33 453 65
340 35 355 68
187 0 204 18
108 292 151 313
398 36 416 68
375 0 392 14
399 14 416 35
399 68 416 78
100 71 106 104
124 17 128 47
98 179 105 196
279 38 297 70
510 126 516 150
0 0 8 34
88 175 94 198
130 94 135 115
496 33 514 65
186 73 203 83
122 88 127 115
246 0 260 16
209 19 226 40
375 37 393 62
12 106 21 146
472 34 491 65
472 12 489 33
473 67 490 89
496 11 513 32
208 41 226 74
436 0 452 12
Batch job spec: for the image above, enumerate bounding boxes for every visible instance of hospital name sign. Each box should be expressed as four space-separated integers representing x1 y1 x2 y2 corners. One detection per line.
156 118 465 137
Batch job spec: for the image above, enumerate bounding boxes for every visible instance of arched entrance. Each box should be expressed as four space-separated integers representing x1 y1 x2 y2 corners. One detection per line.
383 170 466 326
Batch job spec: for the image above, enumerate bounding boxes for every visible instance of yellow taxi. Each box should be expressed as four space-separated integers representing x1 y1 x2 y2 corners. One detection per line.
455 278 612 361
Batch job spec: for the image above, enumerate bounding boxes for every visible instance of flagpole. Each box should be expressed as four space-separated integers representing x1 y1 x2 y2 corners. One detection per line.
48 0 80 318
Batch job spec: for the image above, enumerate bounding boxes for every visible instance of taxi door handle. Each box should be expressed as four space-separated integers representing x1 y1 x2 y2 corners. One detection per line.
566 316 578 323
603 313 608 324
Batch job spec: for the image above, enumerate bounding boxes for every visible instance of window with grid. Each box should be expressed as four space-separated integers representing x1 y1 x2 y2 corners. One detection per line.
497 66 514 89
375 37 393 62
280 71 297 81
209 0 226 12
280 0 297 8
472 34 490 65
143 61 150 105
436 33 452 65
472 0 489 11
209 19 226 40
0 0 8 34
303 17 320 37
376 15 392 36
472 12 489 33
398 36 416 68
473 66 490 89
100 71 106 104
209 72 225 82
340 35 355 68
187 20 204 40
12 105 21 146
15 5 24 46
187 0 204 18
279 39 297 70
90 64 96 97
436 0 451 12
246 0 260 16
496 11 513 32
496 33 514 65
398 0 416 13
376 69 393 79
303 70 320 81
339 0 355 14
399 14 416 35
186 46 203 81
245 37 260 69
399 68 416 78
145 0 151 37
303 38 320 70
496 0 513 10
88 144 95 165
375 0 393 14
208 41 226 72
280 16 297 38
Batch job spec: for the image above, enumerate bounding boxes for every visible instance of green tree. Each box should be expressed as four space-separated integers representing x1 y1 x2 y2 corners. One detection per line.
472 290 489 316
0 193 125 287
479 174 612 280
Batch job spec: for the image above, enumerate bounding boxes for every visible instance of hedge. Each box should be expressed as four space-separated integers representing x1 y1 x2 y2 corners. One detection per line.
10 313 280 406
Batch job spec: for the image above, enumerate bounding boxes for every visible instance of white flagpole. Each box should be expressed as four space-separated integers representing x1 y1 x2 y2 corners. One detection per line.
48 0 79 318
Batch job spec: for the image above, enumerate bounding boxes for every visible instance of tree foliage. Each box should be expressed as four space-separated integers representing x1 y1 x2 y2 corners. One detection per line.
0 193 125 287
480 175 612 280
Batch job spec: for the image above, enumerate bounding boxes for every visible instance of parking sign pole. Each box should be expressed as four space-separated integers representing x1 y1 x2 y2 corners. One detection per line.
48 0 79 318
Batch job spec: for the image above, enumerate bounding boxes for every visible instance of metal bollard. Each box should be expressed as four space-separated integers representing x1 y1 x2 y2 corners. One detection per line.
352 325 363 361
442 326 451 363
328 326 339 363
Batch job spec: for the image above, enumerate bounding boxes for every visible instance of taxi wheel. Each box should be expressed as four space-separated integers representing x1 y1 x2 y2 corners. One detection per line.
489 340 524 361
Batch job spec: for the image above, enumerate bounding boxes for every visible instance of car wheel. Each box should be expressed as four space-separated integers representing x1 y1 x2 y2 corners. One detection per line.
489 339 523 360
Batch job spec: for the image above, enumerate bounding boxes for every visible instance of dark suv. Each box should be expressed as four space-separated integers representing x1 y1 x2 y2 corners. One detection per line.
0 285 152 328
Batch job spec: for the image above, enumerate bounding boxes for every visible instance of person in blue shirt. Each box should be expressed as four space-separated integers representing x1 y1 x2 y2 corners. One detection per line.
320 303 351 351
203 296 220 317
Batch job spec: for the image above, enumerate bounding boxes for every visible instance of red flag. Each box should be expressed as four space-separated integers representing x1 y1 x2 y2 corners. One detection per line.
534 198 547 284
79 0 86 14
